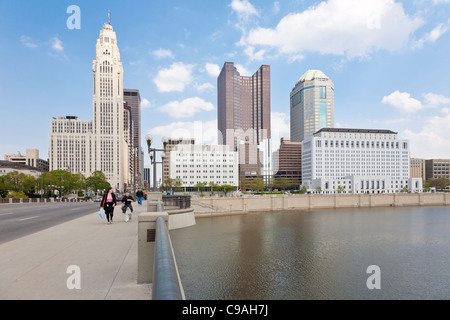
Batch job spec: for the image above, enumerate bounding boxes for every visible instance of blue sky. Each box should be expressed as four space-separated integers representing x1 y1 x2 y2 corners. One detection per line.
1 0 450 167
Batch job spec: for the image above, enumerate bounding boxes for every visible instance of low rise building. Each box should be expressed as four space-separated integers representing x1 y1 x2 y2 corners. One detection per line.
302 128 422 193
169 144 239 191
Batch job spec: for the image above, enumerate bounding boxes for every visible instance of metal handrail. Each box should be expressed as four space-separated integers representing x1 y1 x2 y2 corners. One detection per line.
152 216 184 300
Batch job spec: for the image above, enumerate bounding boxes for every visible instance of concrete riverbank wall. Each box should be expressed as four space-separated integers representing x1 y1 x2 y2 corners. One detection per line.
193 193 450 215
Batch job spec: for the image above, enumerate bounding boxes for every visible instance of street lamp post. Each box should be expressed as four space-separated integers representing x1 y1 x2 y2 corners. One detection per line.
145 134 164 192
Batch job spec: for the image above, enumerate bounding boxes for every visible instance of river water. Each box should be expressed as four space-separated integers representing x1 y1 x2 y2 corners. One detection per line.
170 206 450 300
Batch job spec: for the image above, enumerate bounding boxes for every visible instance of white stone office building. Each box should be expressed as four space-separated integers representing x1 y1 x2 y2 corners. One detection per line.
49 22 130 191
169 144 239 190
302 128 422 194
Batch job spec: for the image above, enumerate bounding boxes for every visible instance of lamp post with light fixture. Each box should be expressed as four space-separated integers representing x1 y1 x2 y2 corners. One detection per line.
145 134 164 192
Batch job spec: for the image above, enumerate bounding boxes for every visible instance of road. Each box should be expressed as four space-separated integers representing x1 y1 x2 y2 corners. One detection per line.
0 202 101 244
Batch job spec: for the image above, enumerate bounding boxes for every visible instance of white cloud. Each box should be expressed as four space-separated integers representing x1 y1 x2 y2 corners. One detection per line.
158 97 214 118
20 35 38 48
414 22 450 49
244 46 266 61
50 37 64 52
148 120 218 146
235 63 251 76
382 91 450 113
195 83 214 91
271 112 290 146
151 48 175 59
403 109 450 158
153 62 194 93
422 92 450 107
382 91 423 113
230 0 259 18
141 98 152 109
240 0 424 60
205 63 221 77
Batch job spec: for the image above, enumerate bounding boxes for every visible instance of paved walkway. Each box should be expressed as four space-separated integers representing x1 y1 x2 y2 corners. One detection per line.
0 201 152 300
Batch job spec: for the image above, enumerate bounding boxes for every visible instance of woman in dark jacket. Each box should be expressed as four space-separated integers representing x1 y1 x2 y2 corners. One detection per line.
101 187 117 224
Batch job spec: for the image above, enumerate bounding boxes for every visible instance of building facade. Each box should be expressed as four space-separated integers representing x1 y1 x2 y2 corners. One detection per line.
169 144 239 190
302 128 422 193
217 62 271 149
0 161 42 178
4 149 49 172
290 69 334 142
161 138 196 186
49 22 130 191
124 89 143 187
273 137 302 186
425 159 450 180
410 158 426 181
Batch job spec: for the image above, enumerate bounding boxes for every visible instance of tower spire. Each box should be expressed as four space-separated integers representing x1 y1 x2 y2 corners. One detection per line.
108 10 111 25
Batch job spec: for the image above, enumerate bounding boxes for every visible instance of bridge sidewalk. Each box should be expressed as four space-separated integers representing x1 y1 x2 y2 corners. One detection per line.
0 200 152 300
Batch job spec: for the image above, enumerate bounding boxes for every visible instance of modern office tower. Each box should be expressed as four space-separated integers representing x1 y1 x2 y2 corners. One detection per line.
425 159 450 180
410 158 426 181
273 137 302 186
4 149 49 172
161 138 196 186
124 89 143 187
169 144 239 191
218 62 271 182
301 128 422 194
217 62 271 150
290 69 334 142
258 139 275 185
49 21 130 191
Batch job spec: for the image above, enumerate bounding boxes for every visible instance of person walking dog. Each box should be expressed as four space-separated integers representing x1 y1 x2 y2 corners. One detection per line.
101 187 117 224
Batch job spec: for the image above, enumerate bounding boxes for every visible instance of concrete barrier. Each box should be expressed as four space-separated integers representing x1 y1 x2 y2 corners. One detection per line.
194 193 450 215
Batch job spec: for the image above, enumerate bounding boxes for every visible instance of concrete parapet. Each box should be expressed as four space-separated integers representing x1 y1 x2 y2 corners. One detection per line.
193 193 450 215
137 212 168 284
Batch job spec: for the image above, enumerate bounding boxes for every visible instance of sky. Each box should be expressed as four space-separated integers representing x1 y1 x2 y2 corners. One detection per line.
1 0 450 167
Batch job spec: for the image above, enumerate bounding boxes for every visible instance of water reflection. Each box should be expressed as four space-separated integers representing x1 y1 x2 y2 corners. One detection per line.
170 207 450 299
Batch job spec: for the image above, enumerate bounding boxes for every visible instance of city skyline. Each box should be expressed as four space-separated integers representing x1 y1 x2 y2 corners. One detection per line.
2 0 450 165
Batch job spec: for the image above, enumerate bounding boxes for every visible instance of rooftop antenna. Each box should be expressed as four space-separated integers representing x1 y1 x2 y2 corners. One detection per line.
108 10 111 25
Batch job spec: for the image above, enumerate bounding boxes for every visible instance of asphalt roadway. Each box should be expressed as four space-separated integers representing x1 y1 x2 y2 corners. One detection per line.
0 202 100 244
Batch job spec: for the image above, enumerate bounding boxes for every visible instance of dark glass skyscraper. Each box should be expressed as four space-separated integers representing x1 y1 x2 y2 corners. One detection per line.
217 62 271 150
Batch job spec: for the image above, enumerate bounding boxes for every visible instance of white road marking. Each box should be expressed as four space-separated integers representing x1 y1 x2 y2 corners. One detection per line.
0 212 14 216
19 216 39 221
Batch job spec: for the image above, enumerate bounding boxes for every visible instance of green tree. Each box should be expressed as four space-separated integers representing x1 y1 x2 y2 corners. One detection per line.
208 182 220 196
250 178 265 193
239 178 252 190
426 177 450 190
336 185 345 193
194 182 207 193
221 184 235 197
86 171 110 194
299 185 307 194
315 186 322 194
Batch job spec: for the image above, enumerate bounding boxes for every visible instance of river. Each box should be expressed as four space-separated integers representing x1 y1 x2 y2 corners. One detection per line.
170 206 450 299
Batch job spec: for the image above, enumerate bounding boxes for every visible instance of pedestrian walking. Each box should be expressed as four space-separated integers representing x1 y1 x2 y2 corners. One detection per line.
122 191 134 222
101 187 117 224
136 188 144 205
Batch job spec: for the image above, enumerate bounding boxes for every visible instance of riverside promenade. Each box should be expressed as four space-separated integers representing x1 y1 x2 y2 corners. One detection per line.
0 201 153 300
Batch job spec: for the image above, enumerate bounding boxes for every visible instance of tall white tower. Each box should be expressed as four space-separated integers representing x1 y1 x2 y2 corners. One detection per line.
92 21 129 190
